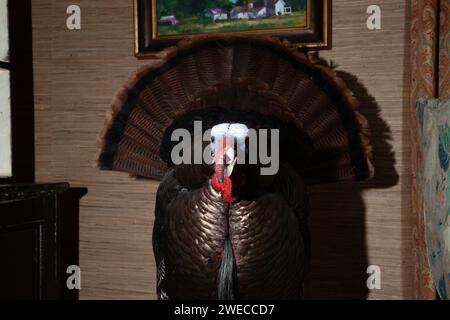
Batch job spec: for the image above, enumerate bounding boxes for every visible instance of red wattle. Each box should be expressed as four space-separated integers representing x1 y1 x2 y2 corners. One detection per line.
212 174 236 203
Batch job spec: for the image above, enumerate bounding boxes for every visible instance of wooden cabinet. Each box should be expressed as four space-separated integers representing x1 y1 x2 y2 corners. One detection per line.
0 183 86 300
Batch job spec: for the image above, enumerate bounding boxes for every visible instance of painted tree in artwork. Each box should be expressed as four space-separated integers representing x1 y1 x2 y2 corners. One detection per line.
233 0 249 7
288 0 306 11
157 0 179 17
178 0 205 16
158 0 239 17
205 0 234 10
157 0 195 17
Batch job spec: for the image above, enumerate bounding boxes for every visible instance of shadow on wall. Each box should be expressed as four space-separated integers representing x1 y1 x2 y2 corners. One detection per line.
303 67 399 299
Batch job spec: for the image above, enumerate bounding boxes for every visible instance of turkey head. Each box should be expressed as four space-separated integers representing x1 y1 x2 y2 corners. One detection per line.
210 123 247 203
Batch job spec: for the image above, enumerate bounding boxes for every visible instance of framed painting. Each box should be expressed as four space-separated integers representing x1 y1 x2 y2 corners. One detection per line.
134 0 331 58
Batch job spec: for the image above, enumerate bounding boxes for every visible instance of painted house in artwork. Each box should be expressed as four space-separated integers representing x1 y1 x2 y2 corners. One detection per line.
230 6 252 20
251 0 292 16
159 15 180 25
204 8 228 22
251 5 273 18
229 0 293 20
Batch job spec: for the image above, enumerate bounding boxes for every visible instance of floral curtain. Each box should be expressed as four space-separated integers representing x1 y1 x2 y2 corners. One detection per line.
411 0 450 300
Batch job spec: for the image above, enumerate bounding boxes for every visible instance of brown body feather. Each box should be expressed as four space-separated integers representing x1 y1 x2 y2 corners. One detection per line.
154 163 308 299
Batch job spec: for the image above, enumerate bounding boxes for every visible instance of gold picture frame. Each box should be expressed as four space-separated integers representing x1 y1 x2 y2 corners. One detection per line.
134 0 331 58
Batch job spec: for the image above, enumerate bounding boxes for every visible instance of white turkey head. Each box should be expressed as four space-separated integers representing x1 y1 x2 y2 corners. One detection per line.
210 123 249 202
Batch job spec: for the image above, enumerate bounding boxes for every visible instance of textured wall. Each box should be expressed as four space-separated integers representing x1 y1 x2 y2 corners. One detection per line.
32 0 412 299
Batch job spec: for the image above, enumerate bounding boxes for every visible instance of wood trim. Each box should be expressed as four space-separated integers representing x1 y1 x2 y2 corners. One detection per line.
0 61 9 69
3 0 36 183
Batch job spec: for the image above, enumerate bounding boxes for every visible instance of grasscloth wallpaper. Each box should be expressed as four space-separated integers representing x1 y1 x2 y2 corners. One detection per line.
32 1 413 299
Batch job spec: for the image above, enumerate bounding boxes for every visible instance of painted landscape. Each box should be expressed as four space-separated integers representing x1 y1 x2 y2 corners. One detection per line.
156 0 307 36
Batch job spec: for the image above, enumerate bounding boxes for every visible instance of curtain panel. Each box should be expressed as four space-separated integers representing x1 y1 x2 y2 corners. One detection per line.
411 0 450 300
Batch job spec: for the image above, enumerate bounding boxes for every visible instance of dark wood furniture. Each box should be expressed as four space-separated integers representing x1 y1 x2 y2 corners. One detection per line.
0 183 87 300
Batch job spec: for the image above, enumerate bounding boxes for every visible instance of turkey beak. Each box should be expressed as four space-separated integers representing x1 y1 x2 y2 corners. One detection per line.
213 136 236 183
225 147 236 177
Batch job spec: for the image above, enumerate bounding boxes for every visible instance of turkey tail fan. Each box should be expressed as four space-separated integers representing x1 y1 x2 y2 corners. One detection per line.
97 37 374 185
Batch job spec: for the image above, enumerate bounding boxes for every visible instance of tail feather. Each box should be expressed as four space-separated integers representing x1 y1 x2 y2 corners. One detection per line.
218 237 237 300
97 38 374 185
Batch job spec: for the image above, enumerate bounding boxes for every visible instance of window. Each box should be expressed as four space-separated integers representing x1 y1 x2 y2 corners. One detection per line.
0 0 11 178
0 0 34 182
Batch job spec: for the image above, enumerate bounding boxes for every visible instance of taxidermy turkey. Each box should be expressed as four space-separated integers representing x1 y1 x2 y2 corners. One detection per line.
97 38 373 300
